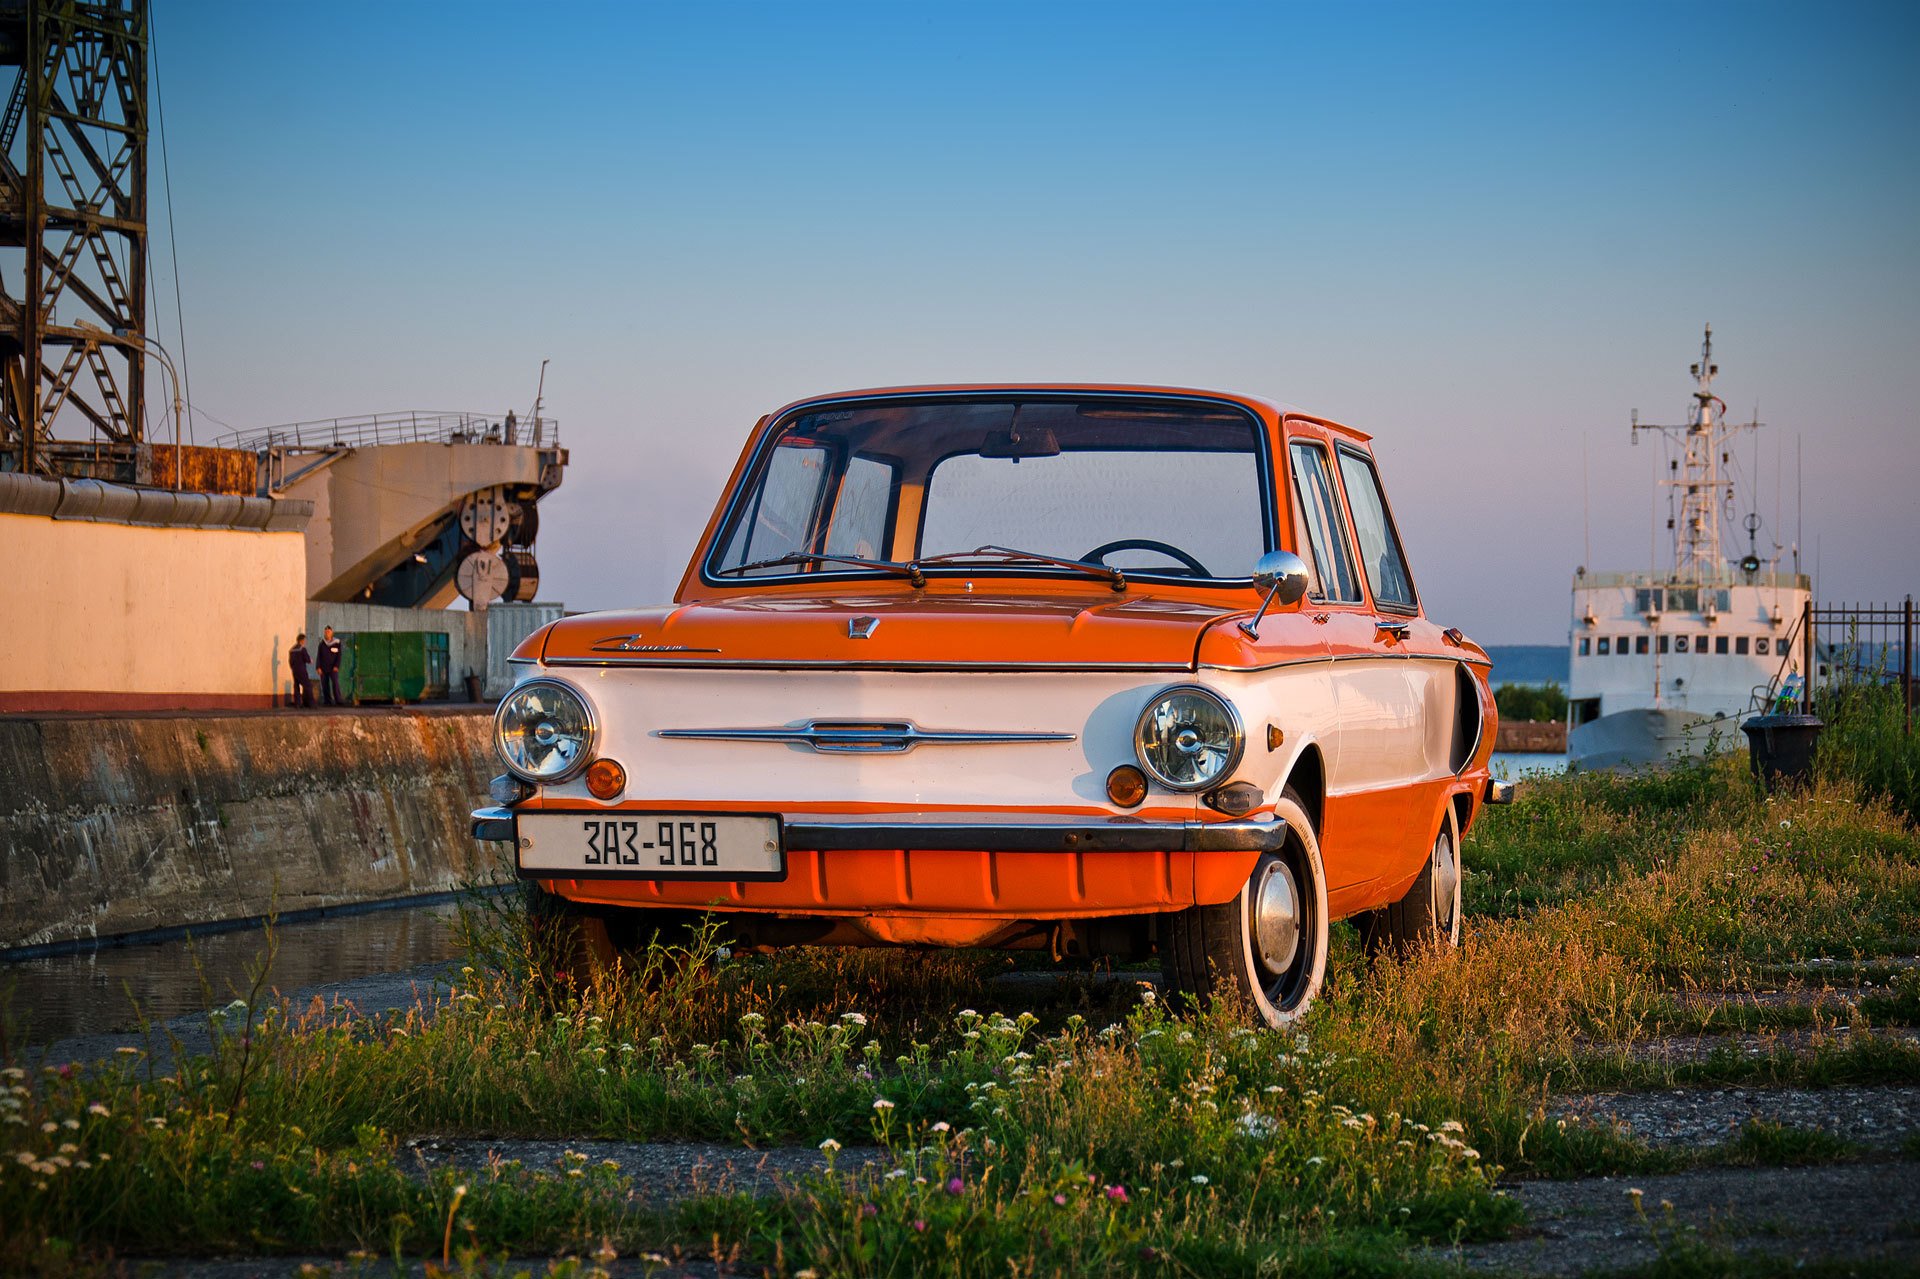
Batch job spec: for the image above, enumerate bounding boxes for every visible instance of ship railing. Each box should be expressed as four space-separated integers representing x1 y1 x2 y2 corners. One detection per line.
214 411 561 453
1573 568 1811 592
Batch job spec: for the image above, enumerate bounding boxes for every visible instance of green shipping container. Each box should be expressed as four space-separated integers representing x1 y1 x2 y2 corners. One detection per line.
341 632 450 703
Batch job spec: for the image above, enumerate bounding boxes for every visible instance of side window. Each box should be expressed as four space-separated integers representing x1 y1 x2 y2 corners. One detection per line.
1335 448 1417 612
721 442 830 571
1577 637 1590 656
824 455 897 560
1287 442 1362 603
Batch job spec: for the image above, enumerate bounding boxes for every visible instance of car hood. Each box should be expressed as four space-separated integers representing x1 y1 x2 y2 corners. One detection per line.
534 591 1245 669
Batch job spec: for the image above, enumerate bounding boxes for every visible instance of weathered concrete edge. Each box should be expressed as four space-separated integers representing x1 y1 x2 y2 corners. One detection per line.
0 708 509 947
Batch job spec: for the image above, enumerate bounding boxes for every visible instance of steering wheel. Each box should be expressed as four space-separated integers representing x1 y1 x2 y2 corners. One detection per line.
1081 538 1211 577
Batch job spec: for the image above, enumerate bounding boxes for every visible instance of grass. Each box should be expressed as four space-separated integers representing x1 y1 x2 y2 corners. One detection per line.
1817 674 1920 825
3 746 1918 1275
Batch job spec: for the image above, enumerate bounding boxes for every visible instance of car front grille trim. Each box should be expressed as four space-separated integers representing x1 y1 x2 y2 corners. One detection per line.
655 720 1075 754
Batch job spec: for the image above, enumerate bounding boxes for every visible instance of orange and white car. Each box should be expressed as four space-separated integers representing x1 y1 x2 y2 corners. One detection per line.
473 386 1510 1026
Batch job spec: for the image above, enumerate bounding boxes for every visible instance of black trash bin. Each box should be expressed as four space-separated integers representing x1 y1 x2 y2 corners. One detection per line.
1741 713 1823 791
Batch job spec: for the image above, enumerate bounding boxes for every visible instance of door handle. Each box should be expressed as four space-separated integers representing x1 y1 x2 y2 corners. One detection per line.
1375 619 1411 641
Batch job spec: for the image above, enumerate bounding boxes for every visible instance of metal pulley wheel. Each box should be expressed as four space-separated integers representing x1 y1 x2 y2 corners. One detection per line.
456 548 510 607
507 497 539 546
458 487 512 547
503 549 540 603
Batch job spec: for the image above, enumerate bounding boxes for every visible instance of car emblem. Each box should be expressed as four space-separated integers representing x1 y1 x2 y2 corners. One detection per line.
590 633 719 654
848 616 880 640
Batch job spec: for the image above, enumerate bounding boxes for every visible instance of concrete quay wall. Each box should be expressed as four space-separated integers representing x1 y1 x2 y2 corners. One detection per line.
0 709 506 949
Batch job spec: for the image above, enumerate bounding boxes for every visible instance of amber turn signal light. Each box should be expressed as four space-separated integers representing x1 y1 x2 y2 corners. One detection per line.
1106 764 1148 808
585 758 626 800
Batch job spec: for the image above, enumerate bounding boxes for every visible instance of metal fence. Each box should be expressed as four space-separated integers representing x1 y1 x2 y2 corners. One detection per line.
1796 597 1915 734
215 411 560 453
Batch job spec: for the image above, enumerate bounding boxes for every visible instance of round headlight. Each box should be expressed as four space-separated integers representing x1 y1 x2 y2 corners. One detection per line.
495 679 595 783
1134 685 1244 792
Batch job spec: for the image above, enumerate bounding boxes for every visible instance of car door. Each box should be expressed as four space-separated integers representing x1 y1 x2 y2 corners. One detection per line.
1284 430 1417 896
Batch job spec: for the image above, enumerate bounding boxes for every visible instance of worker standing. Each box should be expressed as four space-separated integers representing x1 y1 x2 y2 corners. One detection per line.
288 633 313 709
317 626 344 707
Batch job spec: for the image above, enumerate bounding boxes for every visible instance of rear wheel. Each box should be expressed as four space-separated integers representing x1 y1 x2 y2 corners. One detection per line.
1161 789 1328 1028
1359 805 1462 955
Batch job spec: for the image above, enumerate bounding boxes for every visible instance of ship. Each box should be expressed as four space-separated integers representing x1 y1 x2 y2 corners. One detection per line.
1566 327 1810 770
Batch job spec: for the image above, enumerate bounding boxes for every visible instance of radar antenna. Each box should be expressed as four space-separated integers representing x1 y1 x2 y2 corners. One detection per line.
1628 324 1760 582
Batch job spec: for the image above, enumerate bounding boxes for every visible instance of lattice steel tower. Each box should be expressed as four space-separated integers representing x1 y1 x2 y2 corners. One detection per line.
0 0 147 478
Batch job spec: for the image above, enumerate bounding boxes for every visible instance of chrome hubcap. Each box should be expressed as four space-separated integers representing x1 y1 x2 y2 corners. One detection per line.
1251 858 1302 976
1432 830 1459 934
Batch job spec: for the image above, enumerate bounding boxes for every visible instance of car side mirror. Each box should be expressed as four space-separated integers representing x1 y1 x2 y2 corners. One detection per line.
1240 550 1310 639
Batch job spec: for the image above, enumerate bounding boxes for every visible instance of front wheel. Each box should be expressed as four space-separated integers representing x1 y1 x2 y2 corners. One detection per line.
1359 805 1462 956
1160 789 1329 1028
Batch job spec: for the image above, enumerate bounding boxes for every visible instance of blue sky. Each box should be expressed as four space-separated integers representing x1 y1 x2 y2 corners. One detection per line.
150 1 1919 642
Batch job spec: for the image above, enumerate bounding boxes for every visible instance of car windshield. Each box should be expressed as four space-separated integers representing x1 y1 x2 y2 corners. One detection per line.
710 396 1272 583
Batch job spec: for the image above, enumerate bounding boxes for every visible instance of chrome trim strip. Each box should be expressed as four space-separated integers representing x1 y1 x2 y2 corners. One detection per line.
657 720 1075 754
474 806 1287 853
1484 778 1518 806
545 657 1191 672
783 813 1287 853
1203 651 1493 674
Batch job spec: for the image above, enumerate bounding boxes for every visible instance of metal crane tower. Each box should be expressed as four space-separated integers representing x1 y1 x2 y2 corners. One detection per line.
0 0 148 479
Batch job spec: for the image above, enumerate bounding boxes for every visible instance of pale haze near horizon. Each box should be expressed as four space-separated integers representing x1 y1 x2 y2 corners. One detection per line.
147 1 1918 645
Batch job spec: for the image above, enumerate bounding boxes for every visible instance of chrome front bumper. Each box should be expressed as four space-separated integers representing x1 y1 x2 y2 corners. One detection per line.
1484 777 1519 805
471 806 1287 854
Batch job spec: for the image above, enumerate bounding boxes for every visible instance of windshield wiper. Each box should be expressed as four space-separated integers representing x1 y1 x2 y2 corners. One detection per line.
911 544 1126 593
720 551 926 587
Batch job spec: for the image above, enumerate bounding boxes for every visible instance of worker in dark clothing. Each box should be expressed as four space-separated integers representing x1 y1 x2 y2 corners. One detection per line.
317 626 344 706
288 634 313 708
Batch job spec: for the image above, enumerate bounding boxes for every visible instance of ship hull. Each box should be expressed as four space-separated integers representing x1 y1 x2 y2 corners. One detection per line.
1569 706 1746 771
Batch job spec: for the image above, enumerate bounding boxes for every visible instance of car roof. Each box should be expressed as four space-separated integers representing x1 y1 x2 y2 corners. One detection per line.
758 382 1345 433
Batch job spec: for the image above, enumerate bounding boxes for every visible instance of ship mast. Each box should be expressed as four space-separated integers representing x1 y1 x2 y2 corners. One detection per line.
1630 324 1757 582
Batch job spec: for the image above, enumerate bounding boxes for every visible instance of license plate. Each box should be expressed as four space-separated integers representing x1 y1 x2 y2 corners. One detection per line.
516 812 784 880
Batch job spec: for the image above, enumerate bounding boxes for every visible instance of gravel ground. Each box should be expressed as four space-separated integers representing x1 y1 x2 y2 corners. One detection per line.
402 1135 890 1200
1551 1083 1920 1149
1576 1024 1920 1064
1449 1159 1920 1275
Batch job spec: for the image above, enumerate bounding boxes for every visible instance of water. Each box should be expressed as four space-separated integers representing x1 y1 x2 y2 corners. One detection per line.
1491 750 1569 777
2 902 468 1045
1483 644 1569 688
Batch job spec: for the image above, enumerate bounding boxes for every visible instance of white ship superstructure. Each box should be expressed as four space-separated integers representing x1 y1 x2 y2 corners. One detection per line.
1567 327 1810 769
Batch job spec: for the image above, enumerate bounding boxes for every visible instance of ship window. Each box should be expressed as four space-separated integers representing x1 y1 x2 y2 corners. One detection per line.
1636 588 1661 613
1334 447 1418 612
1756 637 1770 655
1696 635 1708 653
1288 442 1363 604
1578 637 1590 656
1716 590 1733 611
1597 637 1611 655
1736 636 1750 655
1668 587 1698 612
1618 637 1631 656
1716 636 1729 654
1636 636 1649 654
1658 635 1670 654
